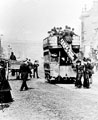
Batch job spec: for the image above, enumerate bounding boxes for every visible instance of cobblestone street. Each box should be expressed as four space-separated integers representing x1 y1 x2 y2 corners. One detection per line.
0 71 98 120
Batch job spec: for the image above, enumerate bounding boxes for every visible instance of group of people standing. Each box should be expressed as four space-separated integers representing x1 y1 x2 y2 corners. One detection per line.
9 52 39 91
75 58 94 88
0 57 40 103
19 59 39 91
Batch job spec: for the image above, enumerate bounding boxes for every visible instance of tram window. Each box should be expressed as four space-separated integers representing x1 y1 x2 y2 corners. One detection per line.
60 50 72 65
60 56 72 65
44 63 50 69
72 45 80 53
44 55 49 62
51 57 58 62
51 53 58 62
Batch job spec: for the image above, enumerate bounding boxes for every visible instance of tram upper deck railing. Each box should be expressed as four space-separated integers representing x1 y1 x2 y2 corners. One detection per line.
43 35 80 50
43 36 59 49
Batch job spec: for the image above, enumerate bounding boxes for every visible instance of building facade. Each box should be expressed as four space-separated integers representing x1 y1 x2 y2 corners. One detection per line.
81 1 98 60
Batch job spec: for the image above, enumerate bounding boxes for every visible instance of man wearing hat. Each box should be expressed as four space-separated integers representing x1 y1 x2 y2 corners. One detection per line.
83 58 94 88
33 60 39 78
75 59 84 88
19 60 30 91
62 26 72 44
27 59 33 78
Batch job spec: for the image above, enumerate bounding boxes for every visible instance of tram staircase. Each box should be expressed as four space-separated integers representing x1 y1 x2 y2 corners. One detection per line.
59 38 77 62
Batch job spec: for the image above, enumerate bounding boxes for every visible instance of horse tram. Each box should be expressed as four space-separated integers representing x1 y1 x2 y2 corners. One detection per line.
43 26 80 83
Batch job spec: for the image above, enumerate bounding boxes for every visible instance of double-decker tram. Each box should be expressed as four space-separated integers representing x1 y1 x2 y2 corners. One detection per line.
43 27 80 83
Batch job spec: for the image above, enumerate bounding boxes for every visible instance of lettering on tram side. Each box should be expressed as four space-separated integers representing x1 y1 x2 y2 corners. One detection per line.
60 39 75 61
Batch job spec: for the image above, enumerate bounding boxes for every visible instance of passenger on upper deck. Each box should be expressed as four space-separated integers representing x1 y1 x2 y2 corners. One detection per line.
62 26 73 44
70 28 78 37
61 26 78 44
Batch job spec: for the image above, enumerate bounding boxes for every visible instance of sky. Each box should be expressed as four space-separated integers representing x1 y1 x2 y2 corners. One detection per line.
0 0 96 60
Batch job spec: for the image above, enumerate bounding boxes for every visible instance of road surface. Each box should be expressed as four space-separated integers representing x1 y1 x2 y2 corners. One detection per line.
0 71 98 120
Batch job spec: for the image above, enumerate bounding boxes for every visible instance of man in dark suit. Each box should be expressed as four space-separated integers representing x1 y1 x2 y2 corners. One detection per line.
75 60 84 88
33 60 39 78
10 52 16 60
19 61 30 91
83 58 94 88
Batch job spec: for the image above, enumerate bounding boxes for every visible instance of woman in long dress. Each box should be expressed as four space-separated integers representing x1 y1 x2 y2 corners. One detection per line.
0 60 13 103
